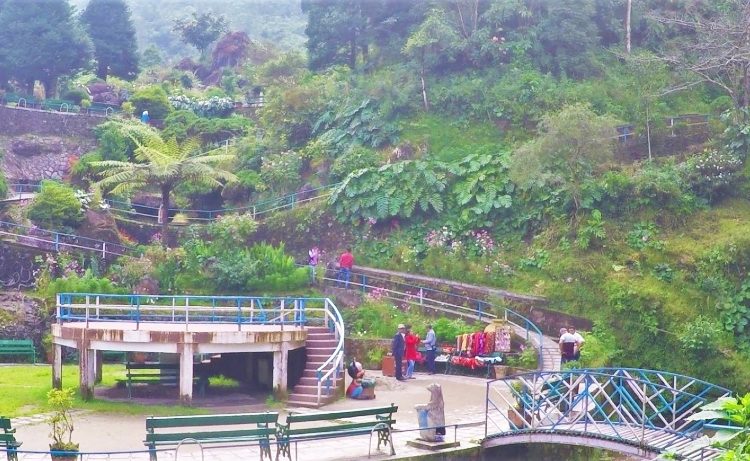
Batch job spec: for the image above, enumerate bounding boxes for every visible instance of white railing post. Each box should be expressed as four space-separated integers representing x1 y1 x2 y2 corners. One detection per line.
56 294 61 323
280 299 285 331
85 295 90 328
102 242 106 259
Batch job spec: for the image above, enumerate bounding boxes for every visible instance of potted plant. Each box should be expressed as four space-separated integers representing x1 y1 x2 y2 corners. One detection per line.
42 333 54 364
507 381 528 428
47 388 79 460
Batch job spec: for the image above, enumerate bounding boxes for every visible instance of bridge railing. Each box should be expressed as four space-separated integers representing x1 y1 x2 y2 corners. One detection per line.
55 293 334 330
485 368 731 446
0 220 133 258
315 298 345 405
318 266 545 368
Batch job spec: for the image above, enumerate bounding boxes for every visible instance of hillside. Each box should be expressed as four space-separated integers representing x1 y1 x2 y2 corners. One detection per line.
2 0 750 395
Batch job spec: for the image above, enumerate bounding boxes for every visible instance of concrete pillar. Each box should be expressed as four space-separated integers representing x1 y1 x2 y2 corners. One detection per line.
95 350 103 384
79 347 96 400
272 343 289 396
52 344 63 389
179 336 194 405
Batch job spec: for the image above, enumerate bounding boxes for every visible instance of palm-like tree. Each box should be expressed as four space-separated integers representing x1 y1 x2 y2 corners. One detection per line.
94 124 237 245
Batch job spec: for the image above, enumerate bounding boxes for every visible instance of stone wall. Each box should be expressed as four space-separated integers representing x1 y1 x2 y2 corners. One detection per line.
0 105 104 138
0 106 104 182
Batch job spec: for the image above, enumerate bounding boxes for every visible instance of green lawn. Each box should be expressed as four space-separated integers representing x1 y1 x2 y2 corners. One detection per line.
0 364 208 417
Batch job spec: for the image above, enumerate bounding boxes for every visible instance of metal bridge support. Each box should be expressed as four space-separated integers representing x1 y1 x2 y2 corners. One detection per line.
179 336 195 405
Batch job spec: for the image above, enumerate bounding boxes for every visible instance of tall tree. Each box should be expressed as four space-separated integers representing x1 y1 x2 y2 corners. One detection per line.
0 0 91 95
653 0 750 119
301 0 419 70
81 0 139 81
173 12 228 57
403 8 463 111
509 103 618 217
93 124 237 245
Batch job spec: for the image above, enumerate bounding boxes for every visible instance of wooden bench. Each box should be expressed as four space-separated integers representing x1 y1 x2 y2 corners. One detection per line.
276 404 398 460
0 340 35 364
0 417 21 461
144 412 278 461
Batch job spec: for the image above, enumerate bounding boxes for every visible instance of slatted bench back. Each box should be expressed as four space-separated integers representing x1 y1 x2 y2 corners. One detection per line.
146 412 278 444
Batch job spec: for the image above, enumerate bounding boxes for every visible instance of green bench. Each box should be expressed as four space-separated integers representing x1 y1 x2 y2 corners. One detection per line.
0 417 21 461
124 362 179 398
276 404 398 460
123 362 208 398
145 412 278 461
0 340 35 364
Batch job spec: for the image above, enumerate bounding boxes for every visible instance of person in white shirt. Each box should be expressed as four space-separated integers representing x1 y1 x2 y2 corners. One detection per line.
558 327 577 364
569 327 585 361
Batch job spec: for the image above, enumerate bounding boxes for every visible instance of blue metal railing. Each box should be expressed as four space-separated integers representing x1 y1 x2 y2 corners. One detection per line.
484 368 732 457
105 182 341 224
316 265 547 369
56 293 334 328
0 220 133 258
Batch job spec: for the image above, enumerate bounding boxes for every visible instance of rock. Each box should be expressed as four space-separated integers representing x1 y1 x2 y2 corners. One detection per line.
8 135 59 157
135 276 160 295
0 292 48 355
77 210 121 244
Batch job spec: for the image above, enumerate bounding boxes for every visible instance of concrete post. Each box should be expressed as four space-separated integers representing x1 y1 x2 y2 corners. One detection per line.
95 350 103 384
272 343 289 396
179 335 194 405
79 347 96 400
52 344 63 389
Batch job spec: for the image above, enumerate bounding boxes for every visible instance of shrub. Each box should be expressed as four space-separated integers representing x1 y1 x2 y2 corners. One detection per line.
207 214 258 242
129 85 172 120
27 181 83 229
329 146 380 182
0 172 7 199
260 151 302 195
62 88 89 105
680 149 743 201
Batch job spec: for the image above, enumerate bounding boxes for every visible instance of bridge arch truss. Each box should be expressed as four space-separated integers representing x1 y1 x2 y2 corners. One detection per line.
484 368 732 460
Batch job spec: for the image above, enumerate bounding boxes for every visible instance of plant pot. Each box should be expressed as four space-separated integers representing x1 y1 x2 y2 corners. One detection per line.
493 365 509 379
50 446 79 461
51 453 78 461
507 409 526 428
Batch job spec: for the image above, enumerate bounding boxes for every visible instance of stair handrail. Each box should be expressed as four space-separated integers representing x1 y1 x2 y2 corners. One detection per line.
315 298 345 406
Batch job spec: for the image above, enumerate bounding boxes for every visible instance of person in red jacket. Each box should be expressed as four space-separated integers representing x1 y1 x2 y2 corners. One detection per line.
338 247 354 288
404 324 420 379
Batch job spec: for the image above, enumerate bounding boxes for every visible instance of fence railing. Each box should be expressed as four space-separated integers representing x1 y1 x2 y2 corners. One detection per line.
106 182 341 224
485 368 731 451
318 266 546 369
0 221 133 258
56 292 345 405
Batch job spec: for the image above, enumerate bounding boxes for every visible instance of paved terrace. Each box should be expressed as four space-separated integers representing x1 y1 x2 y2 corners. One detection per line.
12 373 494 461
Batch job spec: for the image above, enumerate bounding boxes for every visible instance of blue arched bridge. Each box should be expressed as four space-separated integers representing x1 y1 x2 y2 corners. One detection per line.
484 368 732 460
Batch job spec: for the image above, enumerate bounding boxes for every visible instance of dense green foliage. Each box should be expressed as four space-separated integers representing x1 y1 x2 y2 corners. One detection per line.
0 0 91 93
27 181 83 230
81 0 139 80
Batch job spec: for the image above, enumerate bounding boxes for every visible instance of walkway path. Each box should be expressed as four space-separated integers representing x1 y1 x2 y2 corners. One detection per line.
13 373 492 461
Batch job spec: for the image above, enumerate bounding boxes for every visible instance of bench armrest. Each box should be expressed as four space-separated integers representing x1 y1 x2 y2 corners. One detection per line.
276 422 289 439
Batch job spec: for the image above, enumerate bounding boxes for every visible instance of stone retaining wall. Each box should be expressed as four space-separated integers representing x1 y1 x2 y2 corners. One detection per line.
0 105 104 138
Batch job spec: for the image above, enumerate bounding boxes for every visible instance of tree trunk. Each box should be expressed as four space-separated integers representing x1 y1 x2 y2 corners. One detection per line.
625 0 632 54
161 185 171 247
96 61 108 80
420 65 429 112
349 32 357 69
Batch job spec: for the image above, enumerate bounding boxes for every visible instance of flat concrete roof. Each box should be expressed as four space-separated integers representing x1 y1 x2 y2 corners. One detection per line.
57 321 306 333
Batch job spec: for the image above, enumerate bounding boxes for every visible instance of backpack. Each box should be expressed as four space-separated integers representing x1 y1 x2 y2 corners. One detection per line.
347 361 359 379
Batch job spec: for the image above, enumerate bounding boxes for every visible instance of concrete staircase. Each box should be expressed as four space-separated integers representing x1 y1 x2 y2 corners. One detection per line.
287 326 344 408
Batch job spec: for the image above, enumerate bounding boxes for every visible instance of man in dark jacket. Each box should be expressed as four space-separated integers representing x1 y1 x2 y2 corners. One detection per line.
392 324 407 381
